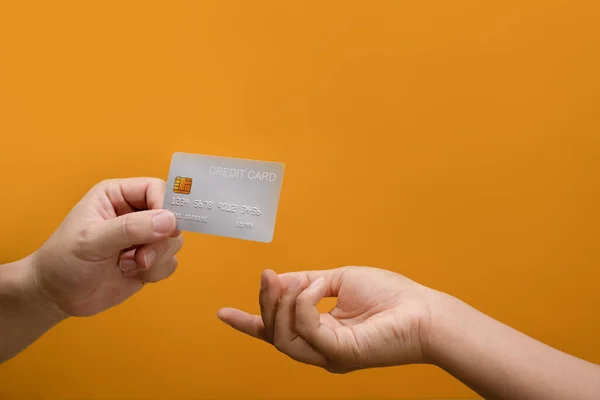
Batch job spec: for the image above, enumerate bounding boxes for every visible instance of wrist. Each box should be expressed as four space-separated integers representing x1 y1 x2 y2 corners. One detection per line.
419 288 467 367
5 254 69 324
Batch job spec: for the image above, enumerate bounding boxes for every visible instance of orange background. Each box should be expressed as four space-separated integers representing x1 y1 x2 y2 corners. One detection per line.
1 1 599 399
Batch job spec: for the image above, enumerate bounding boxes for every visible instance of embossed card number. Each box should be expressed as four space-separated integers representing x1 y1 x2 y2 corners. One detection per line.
163 152 284 243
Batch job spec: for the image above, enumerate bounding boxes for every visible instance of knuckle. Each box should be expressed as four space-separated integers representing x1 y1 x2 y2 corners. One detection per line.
73 227 91 257
120 213 135 240
164 257 179 277
273 338 286 352
149 177 166 185
276 298 288 314
325 365 350 375
77 226 91 241
96 178 116 189
72 222 106 261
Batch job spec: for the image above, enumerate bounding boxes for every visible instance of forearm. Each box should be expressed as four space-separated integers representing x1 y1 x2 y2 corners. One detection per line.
425 291 600 399
0 255 67 363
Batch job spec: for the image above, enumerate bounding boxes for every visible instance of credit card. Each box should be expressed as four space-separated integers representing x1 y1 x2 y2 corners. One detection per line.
163 152 285 243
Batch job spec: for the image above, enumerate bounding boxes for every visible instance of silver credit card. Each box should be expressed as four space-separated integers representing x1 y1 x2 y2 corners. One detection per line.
163 152 284 243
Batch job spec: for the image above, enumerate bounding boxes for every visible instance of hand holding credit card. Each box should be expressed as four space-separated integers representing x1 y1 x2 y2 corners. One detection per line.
163 152 284 243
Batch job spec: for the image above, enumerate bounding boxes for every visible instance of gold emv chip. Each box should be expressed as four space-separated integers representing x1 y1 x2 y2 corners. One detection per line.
173 176 192 194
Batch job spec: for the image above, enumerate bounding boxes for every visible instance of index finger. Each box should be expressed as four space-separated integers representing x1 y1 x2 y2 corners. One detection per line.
217 308 267 341
103 178 167 216
278 267 346 297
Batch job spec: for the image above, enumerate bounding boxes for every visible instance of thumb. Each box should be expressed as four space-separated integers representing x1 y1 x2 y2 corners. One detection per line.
83 210 177 258
295 277 340 360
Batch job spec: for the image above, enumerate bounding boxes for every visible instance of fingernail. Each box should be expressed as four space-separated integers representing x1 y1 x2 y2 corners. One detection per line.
260 272 268 290
120 259 137 272
308 277 324 290
144 250 158 268
153 211 174 234
288 277 301 291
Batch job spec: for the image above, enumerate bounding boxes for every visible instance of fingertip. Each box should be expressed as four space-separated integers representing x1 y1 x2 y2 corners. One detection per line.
171 229 183 238
216 308 229 322
297 277 327 306
153 210 177 235
119 258 138 272
120 248 136 261
262 269 277 280
143 250 158 269
216 307 238 322
133 248 152 270
261 269 281 293
217 307 231 316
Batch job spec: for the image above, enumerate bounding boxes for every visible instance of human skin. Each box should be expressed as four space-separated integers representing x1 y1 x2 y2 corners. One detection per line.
0 178 183 363
218 266 600 399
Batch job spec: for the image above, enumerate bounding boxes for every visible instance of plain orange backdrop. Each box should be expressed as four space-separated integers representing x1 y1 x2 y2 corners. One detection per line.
1 1 599 399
